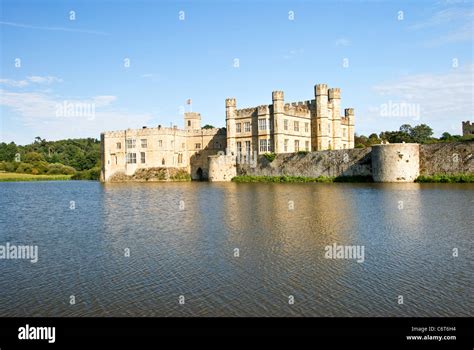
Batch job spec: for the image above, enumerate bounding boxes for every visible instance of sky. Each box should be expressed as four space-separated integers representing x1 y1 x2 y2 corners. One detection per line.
0 0 473 145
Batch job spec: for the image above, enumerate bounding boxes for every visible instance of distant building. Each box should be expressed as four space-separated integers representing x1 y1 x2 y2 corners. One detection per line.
462 121 474 136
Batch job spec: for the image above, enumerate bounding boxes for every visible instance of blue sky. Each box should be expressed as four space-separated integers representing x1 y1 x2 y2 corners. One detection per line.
1 0 473 144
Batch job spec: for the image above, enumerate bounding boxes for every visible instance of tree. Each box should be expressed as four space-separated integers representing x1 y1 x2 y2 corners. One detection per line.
24 152 45 162
202 124 215 129
410 124 433 143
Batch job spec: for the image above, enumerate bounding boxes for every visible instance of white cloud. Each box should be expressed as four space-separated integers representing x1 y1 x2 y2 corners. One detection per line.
0 89 153 142
409 7 473 46
0 78 29 87
0 76 63 88
371 64 473 127
0 21 109 36
409 8 473 30
282 48 304 60
334 38 350 47
424 23 473 47
27 76 63 84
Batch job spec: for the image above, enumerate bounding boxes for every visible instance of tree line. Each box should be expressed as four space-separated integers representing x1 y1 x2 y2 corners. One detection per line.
0 137 100 180
354 124 473 148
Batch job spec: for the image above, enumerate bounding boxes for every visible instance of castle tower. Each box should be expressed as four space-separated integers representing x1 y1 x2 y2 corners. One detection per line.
184 112 201 131
271 91 284 153
329 88 341 150
345 108 355 148
313 84 329 150
225 98 237 155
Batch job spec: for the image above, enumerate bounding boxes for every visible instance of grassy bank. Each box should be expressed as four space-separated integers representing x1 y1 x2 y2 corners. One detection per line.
0 172 72 182
231 175 373 183
415 174 474 183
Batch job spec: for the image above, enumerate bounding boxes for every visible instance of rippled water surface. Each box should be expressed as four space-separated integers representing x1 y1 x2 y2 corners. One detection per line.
0 181 472 316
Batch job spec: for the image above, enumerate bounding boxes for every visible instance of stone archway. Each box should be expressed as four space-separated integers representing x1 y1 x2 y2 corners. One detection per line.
196 167 203 181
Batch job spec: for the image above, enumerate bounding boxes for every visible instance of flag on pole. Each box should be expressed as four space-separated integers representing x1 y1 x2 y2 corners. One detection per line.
186 99 192 105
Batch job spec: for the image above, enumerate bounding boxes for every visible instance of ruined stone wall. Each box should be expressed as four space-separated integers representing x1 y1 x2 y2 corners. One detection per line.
237 148 372 178
419 141 474 175
235 141 474 181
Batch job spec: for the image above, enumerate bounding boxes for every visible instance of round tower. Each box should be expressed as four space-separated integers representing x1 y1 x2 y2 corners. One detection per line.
371 144 420 182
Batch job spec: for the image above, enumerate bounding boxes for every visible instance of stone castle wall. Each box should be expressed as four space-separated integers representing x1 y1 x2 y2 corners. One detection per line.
231 141 473 182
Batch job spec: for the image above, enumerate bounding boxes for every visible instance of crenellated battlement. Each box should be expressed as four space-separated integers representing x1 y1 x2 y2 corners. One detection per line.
315 84 328 96
328 88 341 100
225 98 236 107
257 105 270 115
235 107 258 118
272 91 284 101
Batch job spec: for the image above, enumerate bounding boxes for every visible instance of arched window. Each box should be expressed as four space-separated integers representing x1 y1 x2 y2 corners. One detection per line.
162 158 165 165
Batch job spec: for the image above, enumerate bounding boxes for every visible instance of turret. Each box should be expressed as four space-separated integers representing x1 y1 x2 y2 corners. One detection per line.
184 112 201 131
345 108 355 148
225 98 237 155
329 88 341 149
271 91 285 153
313 84 329 150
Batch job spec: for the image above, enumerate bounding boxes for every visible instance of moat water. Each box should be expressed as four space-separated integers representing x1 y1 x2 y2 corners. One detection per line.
0 181 472 316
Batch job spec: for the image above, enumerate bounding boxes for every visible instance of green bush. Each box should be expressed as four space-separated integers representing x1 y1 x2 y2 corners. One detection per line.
71 167 100 180
415 174 474 183
263 153 276 162
232 175 374 183
15 162 33 174
47 163 76 175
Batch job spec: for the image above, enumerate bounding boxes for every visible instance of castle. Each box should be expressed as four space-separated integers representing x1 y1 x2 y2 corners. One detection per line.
462 121 473 137
100 83 355 182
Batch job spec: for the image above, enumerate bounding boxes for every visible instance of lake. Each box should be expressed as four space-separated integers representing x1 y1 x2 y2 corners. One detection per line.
0 181 472 316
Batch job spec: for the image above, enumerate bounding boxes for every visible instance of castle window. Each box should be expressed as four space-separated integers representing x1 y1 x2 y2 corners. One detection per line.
195 143 201 150
294 140 300 152
284 119 288 131
126 139 135 149
305 123 309 133
116 142 121 150
162 158 165 165
236 141 242 155
318 123 321 132
259 139 269 153
305 141 310 151
140 152 146 163
236 123 241 133
188 120 191 127
178 153 183 164
126 153 136 164
158 140 163 148
245 141 251 156
244 122 251 132
141 139 147 148
294 121 299 132
258 119 268 131
284 139 289 152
